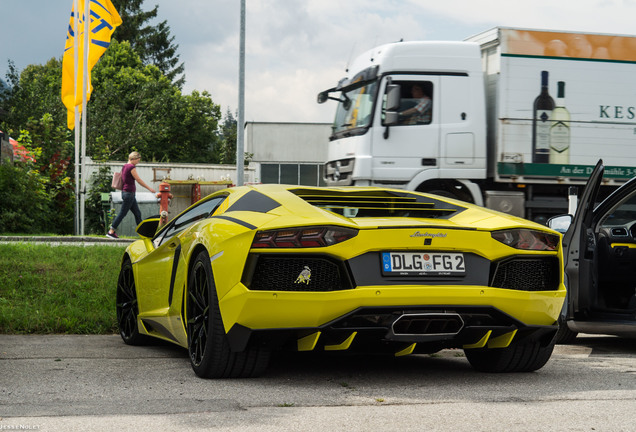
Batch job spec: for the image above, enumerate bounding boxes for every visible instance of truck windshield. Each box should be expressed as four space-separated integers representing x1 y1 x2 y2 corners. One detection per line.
332 81 378 135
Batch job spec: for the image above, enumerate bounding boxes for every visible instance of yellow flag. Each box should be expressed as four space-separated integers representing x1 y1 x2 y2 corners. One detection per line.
61 0 122 130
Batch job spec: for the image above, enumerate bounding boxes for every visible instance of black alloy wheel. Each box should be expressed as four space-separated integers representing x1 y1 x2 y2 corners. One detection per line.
187 249 271 378
187 255 211 369
116 258 148 345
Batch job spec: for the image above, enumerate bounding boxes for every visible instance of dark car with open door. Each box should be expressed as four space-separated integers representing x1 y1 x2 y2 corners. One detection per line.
550 160 636 343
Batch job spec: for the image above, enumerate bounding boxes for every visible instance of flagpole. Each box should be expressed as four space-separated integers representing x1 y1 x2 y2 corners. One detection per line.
63 0 121 236
80 0 90 236
73 0 80 235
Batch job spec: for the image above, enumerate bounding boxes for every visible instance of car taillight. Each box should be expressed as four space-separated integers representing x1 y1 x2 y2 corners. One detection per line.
491 229 559 251
252 226 358 248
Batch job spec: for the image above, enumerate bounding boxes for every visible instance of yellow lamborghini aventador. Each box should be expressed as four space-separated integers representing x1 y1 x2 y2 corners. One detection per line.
116 184 565 378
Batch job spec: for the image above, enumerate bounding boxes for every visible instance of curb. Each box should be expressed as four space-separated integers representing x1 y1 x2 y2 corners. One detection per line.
0 236 135 246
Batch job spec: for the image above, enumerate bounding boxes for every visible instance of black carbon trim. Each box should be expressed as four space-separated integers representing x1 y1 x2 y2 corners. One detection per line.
243 253 355 292
225 305 558 353
168 244 181 306
290 188 467 219
141 318 179 343
212 215 257 230
490 256 560 291
226 190 281 213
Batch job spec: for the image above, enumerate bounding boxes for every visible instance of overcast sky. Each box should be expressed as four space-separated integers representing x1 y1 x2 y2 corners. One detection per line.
3 0 636 123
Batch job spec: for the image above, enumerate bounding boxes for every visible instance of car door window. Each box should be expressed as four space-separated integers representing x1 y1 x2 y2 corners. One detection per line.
154 195 227 247
600 193 636 228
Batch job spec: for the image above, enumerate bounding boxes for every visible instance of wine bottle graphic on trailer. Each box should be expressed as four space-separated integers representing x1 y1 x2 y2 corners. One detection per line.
549 81 570 164
532 71 555 163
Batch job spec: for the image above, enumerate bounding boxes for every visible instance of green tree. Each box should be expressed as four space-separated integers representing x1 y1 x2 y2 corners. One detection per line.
0 163 52 233
0 75 9 118
112 0 185 88
14 117 75 233
1 59 65 134
0 62 74 234
88 40 178 160
168 90 221 163
218 109 237 164
88 41 221 163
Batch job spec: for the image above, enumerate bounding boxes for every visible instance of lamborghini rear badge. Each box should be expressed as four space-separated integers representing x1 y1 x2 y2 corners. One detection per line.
295 266 311 284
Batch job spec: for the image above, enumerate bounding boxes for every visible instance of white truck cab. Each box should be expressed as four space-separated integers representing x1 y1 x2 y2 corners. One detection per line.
319 41 486 204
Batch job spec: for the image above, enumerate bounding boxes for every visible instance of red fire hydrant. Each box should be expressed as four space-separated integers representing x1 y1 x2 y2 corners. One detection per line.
157 181 173 227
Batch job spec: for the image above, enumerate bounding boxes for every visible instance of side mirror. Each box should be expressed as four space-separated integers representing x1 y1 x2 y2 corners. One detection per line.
342 97 351 111
385 84 401 111
383 84 401 127
547 214 573 234
317 91 328 104
384 111 399 126
136 217 161 239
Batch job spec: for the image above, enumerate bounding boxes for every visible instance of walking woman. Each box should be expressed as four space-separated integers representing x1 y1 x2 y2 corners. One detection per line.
106 151 156 239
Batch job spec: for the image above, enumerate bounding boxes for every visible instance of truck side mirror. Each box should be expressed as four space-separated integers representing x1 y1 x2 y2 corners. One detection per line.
317 91 328 104
385 84 401 111
384 112 399 126
383 84 401 128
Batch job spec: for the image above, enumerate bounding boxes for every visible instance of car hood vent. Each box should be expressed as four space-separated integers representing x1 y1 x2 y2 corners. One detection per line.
290 188 466 219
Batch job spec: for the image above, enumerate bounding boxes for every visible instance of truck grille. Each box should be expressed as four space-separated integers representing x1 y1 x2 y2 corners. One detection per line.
324 159 354 186
490 257 560 291
247 255 353 292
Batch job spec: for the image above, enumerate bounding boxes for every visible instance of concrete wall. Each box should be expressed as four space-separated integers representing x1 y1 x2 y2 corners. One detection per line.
85 157 256 188
245 121 331 164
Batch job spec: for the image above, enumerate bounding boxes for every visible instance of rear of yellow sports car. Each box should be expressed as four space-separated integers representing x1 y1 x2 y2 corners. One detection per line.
205 186 566 374
118 185 565 377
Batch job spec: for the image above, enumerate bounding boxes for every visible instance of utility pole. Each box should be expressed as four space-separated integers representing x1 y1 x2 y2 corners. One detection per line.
236 0 245 186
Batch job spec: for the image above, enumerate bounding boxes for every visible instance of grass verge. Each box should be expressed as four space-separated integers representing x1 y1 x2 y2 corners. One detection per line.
0 243 126 334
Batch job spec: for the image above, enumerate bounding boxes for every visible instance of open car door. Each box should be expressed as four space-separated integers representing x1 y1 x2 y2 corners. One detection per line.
561 160 604 317
562 159 636 322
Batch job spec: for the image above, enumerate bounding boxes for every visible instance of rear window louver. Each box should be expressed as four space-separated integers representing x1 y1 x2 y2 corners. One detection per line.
290 188 466 219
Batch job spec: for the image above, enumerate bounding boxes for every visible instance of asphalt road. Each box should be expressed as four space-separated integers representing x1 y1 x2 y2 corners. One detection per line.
2 334 636 431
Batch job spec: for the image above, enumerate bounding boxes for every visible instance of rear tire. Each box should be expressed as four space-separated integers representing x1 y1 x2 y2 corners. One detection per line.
555 319 578 344
187 250 270 378
464 340 555 373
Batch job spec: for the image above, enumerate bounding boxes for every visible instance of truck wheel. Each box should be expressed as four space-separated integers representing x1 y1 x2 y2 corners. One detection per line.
464 340 555 373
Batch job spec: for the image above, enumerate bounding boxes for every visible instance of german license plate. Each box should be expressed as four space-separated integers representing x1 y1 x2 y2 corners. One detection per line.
381 252 465 276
